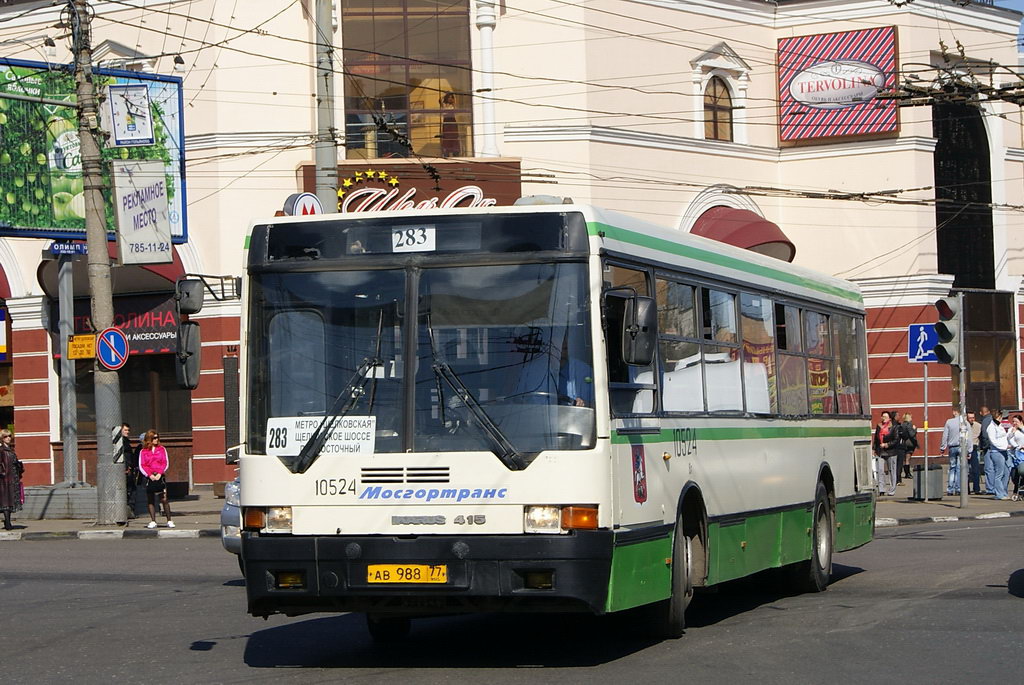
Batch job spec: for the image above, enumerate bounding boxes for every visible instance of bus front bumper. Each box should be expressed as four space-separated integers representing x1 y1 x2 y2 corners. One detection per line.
243 530 613 617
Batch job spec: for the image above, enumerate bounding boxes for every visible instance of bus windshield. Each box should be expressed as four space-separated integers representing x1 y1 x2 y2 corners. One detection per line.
247 261 594 465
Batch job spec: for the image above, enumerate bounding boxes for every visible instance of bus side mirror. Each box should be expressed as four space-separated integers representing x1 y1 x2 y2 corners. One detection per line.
176 279 205 315
176 320 202 389
225 444 242 465
622 296 656 366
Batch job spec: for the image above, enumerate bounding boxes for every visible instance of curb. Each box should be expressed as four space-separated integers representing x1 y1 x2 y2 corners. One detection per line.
0 528 221 541
875 508 1024 527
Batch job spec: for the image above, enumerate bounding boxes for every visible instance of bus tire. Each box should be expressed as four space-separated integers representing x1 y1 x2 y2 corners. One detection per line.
793 481 833 593
366 614 411 642
650 518 693 639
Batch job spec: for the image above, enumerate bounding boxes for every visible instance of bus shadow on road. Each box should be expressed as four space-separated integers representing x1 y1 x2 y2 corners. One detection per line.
242 564 865 668
684 562 865 629
244 610 668 668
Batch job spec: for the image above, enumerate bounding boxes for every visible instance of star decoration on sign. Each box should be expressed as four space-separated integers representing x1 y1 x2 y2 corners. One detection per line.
335 168 402 201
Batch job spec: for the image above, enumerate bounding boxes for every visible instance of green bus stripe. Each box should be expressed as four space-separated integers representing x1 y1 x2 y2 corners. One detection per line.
611 426 871 444
588 221 862 304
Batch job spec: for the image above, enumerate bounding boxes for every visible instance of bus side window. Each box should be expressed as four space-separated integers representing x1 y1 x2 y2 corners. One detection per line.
832 314 865 414
775 303 808 415
604 264 655 414
804 310 834 415
740 293 777 414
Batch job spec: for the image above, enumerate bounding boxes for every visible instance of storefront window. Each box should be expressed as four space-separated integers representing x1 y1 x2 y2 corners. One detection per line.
342 0 473 159
72 355 192 436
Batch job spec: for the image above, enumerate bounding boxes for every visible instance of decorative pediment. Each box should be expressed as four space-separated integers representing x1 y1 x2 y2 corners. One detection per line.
691 42 750 76
92 39 156 72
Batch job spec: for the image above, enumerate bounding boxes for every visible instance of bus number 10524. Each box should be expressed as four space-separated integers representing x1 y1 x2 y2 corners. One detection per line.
314 478 357 496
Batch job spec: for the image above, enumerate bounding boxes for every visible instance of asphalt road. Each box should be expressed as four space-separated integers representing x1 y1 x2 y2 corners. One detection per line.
2 520 1022 684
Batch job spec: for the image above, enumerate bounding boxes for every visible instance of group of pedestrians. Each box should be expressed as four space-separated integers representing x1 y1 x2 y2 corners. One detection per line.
872 410 918 496
918 405 1024 501
117 423 175 528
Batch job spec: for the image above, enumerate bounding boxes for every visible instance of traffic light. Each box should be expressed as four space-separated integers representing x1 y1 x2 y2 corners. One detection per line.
933 296 961 365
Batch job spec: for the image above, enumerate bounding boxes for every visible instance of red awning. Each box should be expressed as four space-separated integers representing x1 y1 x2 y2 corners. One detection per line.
690 206 796 263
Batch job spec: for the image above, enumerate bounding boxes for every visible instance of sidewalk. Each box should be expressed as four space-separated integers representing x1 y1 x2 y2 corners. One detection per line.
0 484 224 541
873 479 1024 527
2 481 1023 541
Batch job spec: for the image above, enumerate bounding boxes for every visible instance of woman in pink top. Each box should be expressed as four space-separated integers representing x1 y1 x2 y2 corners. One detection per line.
137 429 174 529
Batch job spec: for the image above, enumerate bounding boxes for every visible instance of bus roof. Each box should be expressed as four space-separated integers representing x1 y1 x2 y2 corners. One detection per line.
249 203 863 310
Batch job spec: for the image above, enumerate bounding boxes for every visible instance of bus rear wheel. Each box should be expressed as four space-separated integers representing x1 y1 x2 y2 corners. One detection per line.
366 614 411 642
650 519 693 639
792 481 833 593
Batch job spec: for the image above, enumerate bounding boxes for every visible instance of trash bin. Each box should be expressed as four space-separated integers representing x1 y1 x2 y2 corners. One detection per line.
911 463 944 501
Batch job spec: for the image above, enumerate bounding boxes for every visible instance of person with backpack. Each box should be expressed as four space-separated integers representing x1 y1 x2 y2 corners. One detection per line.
873 410 900 496
897 412 918 486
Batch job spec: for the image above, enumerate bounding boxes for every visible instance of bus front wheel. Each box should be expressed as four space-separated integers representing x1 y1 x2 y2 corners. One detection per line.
792 481 833 593
650 518 693 639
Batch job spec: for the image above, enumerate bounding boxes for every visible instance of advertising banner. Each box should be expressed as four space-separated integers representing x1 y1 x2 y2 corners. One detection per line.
0 58 186 242
112 159 172 264
50 294 179 358
778 27 899 142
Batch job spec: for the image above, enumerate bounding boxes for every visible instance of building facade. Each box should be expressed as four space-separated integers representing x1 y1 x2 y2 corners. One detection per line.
0 0 1021 487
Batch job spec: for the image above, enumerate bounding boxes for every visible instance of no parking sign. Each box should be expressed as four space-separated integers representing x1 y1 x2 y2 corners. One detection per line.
96 327 130 370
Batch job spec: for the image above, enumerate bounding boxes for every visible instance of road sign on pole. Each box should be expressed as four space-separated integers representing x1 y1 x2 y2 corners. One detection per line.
96 327 129 370
908 324 938 363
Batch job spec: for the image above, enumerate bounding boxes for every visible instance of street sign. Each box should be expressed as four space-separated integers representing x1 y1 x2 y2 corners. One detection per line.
282 192 324 216
49 242 87 256
96 327 129 370
67 334 95 360
908 323 938 363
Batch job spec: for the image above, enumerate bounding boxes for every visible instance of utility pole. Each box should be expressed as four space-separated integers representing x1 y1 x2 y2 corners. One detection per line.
69 0 124 524
314 0 338 210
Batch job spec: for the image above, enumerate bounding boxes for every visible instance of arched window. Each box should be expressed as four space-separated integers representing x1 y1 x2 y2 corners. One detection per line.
704 76 733 142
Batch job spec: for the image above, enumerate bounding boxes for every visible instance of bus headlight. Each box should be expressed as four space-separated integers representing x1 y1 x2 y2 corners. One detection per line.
524 505 562 533
524 505 599 533
266 506 293 533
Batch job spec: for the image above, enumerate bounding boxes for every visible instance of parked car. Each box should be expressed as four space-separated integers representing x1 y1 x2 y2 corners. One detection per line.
220 477 242 572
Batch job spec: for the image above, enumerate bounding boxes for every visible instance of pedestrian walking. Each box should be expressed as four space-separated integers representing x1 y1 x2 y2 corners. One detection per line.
0 428 24 530
897 412 917 485
137 429 174 529
966 411 982 494
1007 415 1024 501
939 411 963 495
873 410 899 496
984 409 1011 501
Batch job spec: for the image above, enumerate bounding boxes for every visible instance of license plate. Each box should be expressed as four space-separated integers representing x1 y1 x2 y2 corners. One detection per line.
366 564 448 584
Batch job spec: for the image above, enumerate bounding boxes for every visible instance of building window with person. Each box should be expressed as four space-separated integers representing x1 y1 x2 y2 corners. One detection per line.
342 0 473 159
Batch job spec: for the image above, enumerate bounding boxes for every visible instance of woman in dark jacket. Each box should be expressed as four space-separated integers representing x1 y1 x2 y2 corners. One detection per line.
873 410 899 496
898 412 918 484
0 428 24 530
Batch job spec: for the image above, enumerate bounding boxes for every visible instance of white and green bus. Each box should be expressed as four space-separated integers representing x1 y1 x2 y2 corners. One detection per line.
234 203 874 640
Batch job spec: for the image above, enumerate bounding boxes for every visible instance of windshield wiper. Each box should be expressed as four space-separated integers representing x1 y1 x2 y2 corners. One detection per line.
289 356 380 474
426 318 526 471
290 312 387 474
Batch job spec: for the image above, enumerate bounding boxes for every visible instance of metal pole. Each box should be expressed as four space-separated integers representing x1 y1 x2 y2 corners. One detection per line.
958 292 968 509
72 0 124 523
923 362 928 501
57 253 79 485
314 0 338 210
